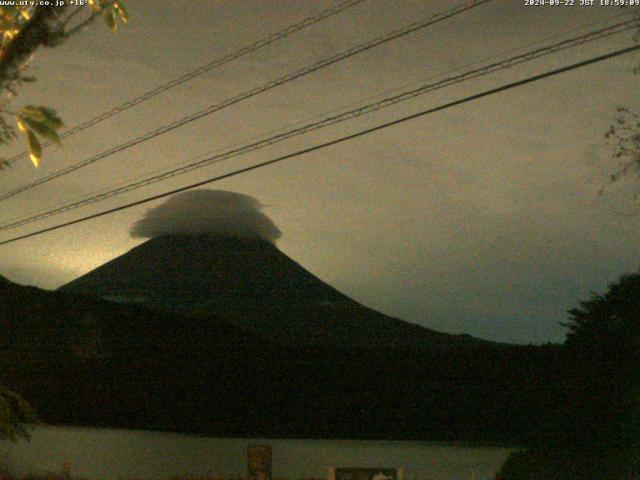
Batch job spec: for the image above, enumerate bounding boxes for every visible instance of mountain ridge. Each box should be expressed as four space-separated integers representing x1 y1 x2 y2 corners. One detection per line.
59 233 489 349
0 258 562 443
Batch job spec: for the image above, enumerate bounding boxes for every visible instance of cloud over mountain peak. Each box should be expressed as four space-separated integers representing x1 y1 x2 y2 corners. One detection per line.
130 189 281 243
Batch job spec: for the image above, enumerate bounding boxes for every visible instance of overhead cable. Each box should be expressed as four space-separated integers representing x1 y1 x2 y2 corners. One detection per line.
1 42 638 247
0 18 636 232
4 0 368 166
0 0 492 202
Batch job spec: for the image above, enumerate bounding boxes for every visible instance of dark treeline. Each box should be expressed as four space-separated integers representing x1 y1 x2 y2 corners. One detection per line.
1 277 570 446
496 273 640 479
4 271 638 479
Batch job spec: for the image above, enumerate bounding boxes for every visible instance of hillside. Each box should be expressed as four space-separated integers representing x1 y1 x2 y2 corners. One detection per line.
0 274 565 443
59 234 485 349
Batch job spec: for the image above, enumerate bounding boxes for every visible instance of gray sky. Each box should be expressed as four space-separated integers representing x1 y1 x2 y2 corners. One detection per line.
1 0 639 344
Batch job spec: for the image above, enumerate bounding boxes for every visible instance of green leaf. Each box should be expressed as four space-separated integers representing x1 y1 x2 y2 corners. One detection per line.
26 130 41 167
38 107 63 128
21 106 63 131
15 116 27 133
21 105 46 118
20 106 44 121
105 8 116 31
19 116 61 145
0 5 20 15
87 0 102 12
114 1 129 23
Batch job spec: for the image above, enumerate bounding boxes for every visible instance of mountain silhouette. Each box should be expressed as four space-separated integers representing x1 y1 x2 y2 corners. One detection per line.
0 252 561 442
60 233 483 348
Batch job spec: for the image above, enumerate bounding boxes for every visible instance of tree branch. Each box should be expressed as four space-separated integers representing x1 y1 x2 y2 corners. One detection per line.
59 5 85 31
0 5 65 91
62 1 116 38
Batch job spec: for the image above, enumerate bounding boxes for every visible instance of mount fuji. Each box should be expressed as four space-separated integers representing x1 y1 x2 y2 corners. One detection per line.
60 233 483 349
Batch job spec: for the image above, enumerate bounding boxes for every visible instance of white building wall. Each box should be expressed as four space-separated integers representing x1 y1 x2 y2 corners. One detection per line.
0 426 514 480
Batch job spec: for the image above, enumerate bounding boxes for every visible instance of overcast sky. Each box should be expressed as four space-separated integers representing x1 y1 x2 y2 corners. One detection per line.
1 0 639 344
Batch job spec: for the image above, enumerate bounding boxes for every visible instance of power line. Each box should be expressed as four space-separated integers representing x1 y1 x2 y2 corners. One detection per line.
1 18 637 231
4 0 368 166
1 42 638 247
1 18 635 229
0 0 492 203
